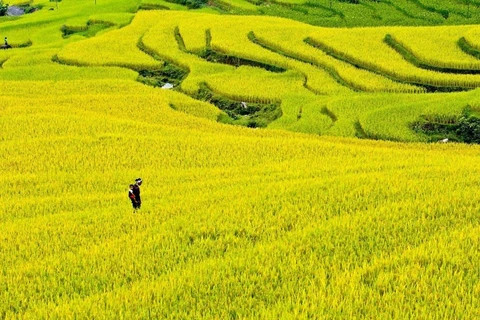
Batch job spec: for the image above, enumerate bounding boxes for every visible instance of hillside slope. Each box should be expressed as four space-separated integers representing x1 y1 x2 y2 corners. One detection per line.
1 0 480 318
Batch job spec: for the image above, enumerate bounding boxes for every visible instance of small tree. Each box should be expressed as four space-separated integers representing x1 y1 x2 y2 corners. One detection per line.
0 0 9 16
456 115 480 143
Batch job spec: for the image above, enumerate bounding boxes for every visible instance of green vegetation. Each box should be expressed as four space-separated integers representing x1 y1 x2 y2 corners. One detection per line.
459 36 480 59
196 83 282 127
412 107 480 143
205 0 480 27
199 48 287 73
138 3 170 10
166 0 207 9
61 20 115 38
137 62 188 88
0 0 8 16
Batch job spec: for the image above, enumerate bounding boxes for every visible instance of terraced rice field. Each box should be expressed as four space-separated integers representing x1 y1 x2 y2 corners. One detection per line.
50 9 480 139
2 0 480 318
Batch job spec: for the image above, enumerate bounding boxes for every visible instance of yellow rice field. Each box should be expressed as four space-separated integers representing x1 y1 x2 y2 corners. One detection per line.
2 1 480 317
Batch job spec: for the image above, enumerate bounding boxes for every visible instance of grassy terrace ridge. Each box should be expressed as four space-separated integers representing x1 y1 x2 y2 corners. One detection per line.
201 0 480 27
3 0 480 318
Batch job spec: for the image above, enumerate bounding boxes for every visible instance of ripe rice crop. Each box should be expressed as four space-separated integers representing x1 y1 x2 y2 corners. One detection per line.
3 3 480 318
389 26 480 71
308 26 480 89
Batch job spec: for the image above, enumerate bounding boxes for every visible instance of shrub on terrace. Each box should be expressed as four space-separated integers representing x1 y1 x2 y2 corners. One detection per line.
0 1 8 16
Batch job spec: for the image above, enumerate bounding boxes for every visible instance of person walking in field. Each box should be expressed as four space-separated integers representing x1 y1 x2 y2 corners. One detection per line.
132 178 142 209
1 36 11 49
129 184 140 213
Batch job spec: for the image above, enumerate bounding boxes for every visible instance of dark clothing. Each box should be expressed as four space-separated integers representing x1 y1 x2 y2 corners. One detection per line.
129 190 139 209
132 184 141 208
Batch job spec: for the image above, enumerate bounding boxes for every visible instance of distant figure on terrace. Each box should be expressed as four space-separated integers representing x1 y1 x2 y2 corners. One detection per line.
129 184 140 213
1 36 11 49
